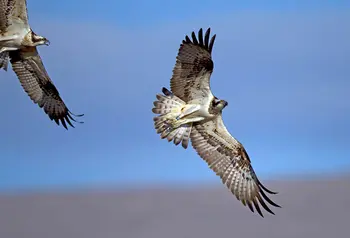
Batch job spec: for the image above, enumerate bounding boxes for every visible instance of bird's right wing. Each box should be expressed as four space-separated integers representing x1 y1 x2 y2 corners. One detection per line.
0 0 28 32
9 47 83 129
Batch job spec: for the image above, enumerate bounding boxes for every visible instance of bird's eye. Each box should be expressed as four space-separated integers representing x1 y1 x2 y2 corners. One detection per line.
212 99 220 107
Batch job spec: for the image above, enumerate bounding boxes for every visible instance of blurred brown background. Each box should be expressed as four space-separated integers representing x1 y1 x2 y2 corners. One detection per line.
1 175 349 238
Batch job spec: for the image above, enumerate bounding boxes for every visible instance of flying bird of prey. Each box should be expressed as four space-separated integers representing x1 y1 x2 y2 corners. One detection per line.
152 28 280 217
0 0 83 129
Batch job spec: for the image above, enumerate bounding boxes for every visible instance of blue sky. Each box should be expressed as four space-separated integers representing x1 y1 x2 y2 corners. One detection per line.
0 0 349 191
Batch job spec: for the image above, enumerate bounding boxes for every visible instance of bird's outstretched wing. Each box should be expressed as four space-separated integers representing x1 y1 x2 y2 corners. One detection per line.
190 116 280 217
0 0 28 32
170 28 216 103
9 47 83 129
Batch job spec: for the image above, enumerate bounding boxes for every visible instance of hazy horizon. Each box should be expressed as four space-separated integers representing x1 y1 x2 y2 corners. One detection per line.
1 175 349 238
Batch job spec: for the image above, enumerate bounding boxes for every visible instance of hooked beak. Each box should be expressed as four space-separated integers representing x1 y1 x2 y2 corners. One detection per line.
221 100 228 107
44 40 50 46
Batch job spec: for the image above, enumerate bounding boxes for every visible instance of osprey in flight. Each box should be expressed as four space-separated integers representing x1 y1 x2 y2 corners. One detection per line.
0 0 83 129
152 28 280 217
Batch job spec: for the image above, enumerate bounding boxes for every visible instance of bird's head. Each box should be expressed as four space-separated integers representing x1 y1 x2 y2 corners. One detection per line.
212 97 228 113
30 31 50 46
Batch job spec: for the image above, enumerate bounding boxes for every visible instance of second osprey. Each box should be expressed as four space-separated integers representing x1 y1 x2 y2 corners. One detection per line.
0 0 82 129
152 28 280 217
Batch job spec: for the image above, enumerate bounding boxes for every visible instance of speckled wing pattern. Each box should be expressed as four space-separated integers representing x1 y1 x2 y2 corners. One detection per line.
9 47 83 129
170 28 216 103
0 0 15 32
0 51 9 70
190 116 280 217
0 0 28 32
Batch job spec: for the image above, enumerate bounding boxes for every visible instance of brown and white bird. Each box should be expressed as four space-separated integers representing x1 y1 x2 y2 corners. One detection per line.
152 28 280 217
0 0 83 129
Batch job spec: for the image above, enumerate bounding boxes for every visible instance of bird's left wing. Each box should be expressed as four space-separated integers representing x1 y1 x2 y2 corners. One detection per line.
9 47 83 129
190 116 280 217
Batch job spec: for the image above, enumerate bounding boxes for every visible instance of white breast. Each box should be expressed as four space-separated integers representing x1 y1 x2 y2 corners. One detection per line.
189 94 215 119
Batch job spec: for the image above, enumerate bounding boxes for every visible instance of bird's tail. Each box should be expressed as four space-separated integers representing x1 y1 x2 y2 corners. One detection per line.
0 52 9 71
152 87 193 149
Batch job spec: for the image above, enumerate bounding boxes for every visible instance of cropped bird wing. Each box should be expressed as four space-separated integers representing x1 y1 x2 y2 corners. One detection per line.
0 51 9 70
190 115 280 217
170 28 216 103
9 47 83 129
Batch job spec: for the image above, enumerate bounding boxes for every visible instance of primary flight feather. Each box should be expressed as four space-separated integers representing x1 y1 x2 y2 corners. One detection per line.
152 28 280 217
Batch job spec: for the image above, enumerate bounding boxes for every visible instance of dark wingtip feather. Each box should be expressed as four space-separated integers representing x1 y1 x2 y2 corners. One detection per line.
52 110 84 130
182 27 216 54
253 198 264 217
204 28 210 48
256 193 275 215
208 34 216 53
64 115 75 128
60 118 69 130
68 110 84 118
198 28 204 45
247 201 254 213
241 182 280 217
191 31 198 45
258 179 279 194
259 189 281 208
53 118 59 126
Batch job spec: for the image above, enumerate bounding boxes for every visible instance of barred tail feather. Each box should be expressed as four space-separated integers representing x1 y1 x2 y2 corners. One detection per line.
154 117 192 149
152 87 185 115
152 87 193 149
0 52 9 71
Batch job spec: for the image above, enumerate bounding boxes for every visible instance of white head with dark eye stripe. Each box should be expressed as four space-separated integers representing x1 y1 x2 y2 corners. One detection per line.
28 30 50 46
212 96 228 113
